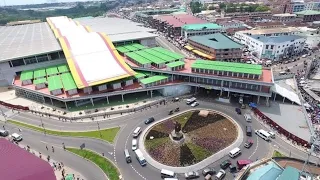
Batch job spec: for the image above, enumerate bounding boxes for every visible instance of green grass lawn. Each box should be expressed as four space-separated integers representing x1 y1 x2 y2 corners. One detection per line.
145 137 169 151
172 111 193 128
272 150 286 158
8 120 120 143
67 148 120 180
187 142 212 162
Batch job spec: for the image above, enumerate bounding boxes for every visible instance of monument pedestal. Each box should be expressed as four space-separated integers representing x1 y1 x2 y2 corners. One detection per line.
170 130 185 144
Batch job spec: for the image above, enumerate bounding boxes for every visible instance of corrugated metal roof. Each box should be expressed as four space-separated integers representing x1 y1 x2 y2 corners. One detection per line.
0 139 56 180
277 166 300 180
182 23 222 30
251 35 303 43
188 33 243 49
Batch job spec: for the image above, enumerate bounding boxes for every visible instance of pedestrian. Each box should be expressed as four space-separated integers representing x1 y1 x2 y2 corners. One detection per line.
2 125 4 130
52 146 54 153
46 145 48 151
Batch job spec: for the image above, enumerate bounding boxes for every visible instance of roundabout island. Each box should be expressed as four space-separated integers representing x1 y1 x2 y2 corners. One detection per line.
141 109 243 172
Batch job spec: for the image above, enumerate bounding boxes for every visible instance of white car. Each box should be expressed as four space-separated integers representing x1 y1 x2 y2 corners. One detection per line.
302 54 307 58
190 102 199 107
215 169 226 180
11 133 23 142
132 139 137 151
244 114 252 122
268 131 276 138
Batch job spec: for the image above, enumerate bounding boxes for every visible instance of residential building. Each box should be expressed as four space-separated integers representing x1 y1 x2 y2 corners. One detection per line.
217 20 245 30
188 33 243 61
295 10 320 22
248 22 286 29
181 23 222 39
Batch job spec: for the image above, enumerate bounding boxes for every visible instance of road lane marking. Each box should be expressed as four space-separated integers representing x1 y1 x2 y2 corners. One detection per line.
130 164 147 180
249 135 259 159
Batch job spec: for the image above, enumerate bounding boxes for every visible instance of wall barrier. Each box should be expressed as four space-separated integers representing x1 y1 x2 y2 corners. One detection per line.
0 100 29 111
252 107 311 148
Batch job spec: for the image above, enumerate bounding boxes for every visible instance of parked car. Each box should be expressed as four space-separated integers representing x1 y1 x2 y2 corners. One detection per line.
215 169 226 180
0 130 9 137
235 108 241 115
190 102 199 107
220 160 231 169
229 164 237 173
302 54 307 58
244 139 254 148
202 168 216 176
145 117 155 124
268 131 276 138
11 133 23 142
184 171 199 179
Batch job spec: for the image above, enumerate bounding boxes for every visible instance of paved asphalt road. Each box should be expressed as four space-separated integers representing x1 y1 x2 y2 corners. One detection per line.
2 100 318 180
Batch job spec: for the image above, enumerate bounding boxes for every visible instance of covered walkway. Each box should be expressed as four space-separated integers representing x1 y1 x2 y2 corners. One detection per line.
271 84 301 105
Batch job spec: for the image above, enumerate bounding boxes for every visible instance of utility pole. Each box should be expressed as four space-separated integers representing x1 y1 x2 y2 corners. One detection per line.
97 121 102 138
37 106 46 135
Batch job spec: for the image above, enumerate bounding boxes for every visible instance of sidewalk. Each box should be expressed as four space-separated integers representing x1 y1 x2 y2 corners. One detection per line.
16 143 85 180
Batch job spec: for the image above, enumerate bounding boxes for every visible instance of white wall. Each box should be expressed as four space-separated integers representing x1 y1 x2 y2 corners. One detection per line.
98 84 107 91
125 79 133 86
157 85 191 97
112 83 121 89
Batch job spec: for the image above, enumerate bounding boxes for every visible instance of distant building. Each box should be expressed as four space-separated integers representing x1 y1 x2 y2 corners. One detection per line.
251 22 286 29
295 10 320 22
6 20 42 26
272 13 302 22
181 23 222 39
217 20 245 30
188 33 243 61
280 1 320 13
235 32 305 60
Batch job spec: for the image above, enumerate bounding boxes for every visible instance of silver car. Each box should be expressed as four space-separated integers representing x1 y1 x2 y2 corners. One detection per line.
184 171 199 179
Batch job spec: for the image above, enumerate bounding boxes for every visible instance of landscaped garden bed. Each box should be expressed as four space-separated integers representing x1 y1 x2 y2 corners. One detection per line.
144 110 238 167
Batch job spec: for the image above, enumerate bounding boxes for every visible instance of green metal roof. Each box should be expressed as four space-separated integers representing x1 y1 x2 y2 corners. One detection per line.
33 68 46 79
61 73 77 91
182 23 222 31
167 61 185 68
131 43 146 50
123 44 139 51
20 71 33 81
48 75 63 91
33 77 46 85
126 52 151 65
134 72 146 79
143 49 176 62
140 75 168 85
277 166 300 180
295 10 320 16
151 47 184 59
135 50 165 64
116 46 130 53
46 66 59 76
57 64 69 73
191 60 262 75
188 33 243 49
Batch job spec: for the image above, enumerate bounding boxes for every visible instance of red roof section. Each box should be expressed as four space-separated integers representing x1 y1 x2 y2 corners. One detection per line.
155 14 207 27
0 139 56 180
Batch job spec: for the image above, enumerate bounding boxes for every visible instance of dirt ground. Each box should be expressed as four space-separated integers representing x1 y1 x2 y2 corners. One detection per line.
276 159 320 175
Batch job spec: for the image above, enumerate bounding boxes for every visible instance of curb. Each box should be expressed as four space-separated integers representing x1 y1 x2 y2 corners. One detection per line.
138 108 244 173
8 120 120 145
66 147 119 180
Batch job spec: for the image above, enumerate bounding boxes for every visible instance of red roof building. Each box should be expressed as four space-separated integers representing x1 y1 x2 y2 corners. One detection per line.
0 139 56 180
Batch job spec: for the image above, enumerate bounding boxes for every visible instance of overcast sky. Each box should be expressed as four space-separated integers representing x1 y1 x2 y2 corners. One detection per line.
1 0 98 6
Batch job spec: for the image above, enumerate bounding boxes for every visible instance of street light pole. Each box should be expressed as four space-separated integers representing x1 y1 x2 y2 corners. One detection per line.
97 121 102 138
37 106 46 135
0 107 7 124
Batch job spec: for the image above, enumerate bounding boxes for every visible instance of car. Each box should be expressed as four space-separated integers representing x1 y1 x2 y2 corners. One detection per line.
220 160 231 169
215 169 226 180
244 113 252 122
11 133 22 142
168 110 173 115
244 139 254 148
229 164 237 173
132 139 137 151
184 171 199 179
302 54 307 58
268 131 275 138
202 168 216 176
144 117 155 124
235 108 241 115
190 102 199 107
241 104 246 109
173 97 179 102
0 130 9 137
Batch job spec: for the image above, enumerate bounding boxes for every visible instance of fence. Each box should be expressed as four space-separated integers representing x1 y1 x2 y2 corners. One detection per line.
0 100 29 111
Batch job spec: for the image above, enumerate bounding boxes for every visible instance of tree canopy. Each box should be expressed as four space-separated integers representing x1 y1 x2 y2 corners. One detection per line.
190 1 203 14
0 2 119 25
218 3 270 13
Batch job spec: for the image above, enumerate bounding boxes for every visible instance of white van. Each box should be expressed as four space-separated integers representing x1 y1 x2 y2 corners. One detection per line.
11 133 23 142
133 127 141 138
132 139 138 150
161 169 175 178
244 114 252 122
229 147 241 158
255 129 271 141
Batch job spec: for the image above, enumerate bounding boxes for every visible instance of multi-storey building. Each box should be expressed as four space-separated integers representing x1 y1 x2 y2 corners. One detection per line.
271 13 302 22
188 33 243 61
295 10 320 22
181 23 222 39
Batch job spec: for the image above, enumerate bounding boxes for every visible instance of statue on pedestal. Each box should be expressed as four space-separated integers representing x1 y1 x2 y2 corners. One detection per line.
174 121 182 133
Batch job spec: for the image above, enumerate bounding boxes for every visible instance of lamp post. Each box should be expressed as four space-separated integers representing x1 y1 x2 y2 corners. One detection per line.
0 107 7 124
37 106 46 135
97 121 102 138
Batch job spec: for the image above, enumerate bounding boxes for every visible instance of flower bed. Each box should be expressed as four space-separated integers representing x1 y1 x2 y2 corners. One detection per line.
144 110 238 167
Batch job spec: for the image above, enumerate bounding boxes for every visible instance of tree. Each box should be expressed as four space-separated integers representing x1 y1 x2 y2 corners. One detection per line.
208 5 215 10
255 5 270 12
190 1 202 14
219 3 226 9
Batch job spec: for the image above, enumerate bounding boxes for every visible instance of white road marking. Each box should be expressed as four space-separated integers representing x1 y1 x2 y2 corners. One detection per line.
249 135 259 159
130 164 147 180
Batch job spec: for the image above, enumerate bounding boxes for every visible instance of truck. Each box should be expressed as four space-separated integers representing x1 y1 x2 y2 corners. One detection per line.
135 149 147 166
186 97 196 105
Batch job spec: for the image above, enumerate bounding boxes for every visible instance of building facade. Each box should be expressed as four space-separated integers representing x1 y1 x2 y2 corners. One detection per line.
271 13 302 22
181 23 222 39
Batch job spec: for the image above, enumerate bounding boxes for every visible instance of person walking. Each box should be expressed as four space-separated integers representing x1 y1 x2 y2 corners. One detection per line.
52 146 54 153
46 145 48 151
